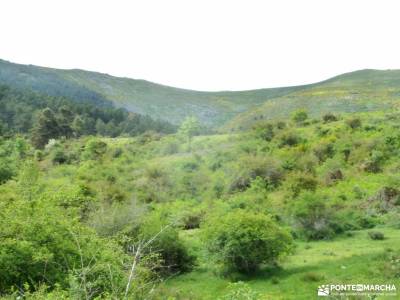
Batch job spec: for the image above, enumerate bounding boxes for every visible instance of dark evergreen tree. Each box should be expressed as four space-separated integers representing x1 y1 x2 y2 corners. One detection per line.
31 108 60 148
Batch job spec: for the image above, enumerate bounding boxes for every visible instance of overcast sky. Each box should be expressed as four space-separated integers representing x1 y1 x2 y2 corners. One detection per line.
1 0 400 91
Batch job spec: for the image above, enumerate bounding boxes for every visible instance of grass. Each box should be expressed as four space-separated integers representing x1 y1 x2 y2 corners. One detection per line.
163 227 400 299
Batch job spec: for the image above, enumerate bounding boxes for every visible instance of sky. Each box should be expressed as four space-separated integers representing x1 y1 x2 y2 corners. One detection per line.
1 0 400 91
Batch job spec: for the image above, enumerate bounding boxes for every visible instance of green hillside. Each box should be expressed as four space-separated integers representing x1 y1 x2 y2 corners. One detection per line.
2 59 400 129
0 59 302 127
223 69 400 131
1 109 400 298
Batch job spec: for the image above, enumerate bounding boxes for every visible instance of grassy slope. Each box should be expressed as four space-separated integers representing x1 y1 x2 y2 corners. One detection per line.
164 227 400 299
223 70 400 131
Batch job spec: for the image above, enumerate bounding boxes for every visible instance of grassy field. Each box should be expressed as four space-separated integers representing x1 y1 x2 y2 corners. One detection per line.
163 227 400 299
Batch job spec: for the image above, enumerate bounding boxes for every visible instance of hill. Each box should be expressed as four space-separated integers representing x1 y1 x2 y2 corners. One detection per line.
223 69 400 131
2 59 400 130
0 59 302 127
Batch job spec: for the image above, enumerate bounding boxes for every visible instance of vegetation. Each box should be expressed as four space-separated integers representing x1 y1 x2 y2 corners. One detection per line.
203 211 293 274
1 63 400 298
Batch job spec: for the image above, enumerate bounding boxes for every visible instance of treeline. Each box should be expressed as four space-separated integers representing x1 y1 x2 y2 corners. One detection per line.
0 85 176 147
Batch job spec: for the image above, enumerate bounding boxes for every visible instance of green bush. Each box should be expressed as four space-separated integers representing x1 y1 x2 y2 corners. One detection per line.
313 141 335 163
51 149 68 164
322 113 338 123
292 192 335 240
292 109 308 124
139 213 195 274
229 157 284 192
368 231 385 240
289 173 318 197
0 197 126 296
279 131 301 147
82 139 107 160
203 210 293 274
0 160 14 184
346 117 362 129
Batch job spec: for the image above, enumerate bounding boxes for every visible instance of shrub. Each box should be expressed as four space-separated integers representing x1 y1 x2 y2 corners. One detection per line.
346 117 362 129
293 192 335 240
0 197 127 296
139 213 195 274
292 109 308 124
52 149 68 164
279 131 301 147
368 231 385 240
313 142 335 163
112 147 123 158
253 122 274 141
0 160 14 184
82 139 107 160
289 173 318 197
203 210 293 274
229 157 284 192
323 113 338 123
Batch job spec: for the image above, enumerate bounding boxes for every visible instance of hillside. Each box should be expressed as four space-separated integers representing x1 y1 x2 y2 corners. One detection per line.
2 59 400 130
0 59 302 127
1 109 400 298
223 69 400 131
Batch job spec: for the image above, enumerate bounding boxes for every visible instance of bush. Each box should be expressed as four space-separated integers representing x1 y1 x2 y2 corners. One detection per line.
346 117 362 129
322 113 338 123
368 231 385 240
253 122 274 141
360 150 385 173
289 173 318 197
229 157 284 192
292 109 308 124
203 210 293 274
82 139 107 160
112 147 123 158
313 142 335 163
293 192 335 240
0 197 127 296
279 131 301 147
139 213 195 274
52 149 68 164
0 160 14 184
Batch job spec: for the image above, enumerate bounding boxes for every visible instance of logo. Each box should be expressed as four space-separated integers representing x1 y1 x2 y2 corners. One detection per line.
317 285 330 296
317 283 397 297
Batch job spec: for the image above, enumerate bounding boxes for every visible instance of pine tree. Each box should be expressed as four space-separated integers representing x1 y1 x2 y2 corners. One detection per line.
57 106 74 138
31 108 60 148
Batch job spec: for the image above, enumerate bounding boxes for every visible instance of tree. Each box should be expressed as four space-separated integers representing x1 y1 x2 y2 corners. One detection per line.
31 108 60 149
291 109 308 124
57 106 74 138
178 116 200 151
72 115 85 137
202 210 293 274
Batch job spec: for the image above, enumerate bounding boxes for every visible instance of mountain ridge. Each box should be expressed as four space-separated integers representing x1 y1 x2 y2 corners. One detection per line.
1 58 400 129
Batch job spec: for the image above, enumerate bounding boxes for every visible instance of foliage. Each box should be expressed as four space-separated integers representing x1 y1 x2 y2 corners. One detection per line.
202 210 293 274
291 109 308 124
368 231 385 240
292 192 336 240
138 213 195 274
